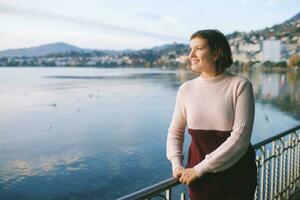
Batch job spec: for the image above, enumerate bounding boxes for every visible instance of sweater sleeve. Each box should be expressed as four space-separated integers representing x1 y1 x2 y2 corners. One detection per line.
166 85 187 172
193 81 255 177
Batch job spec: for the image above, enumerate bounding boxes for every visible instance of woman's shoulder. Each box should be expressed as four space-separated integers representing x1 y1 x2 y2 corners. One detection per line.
226 71 252 86
178 77 198 91
225 72 254 96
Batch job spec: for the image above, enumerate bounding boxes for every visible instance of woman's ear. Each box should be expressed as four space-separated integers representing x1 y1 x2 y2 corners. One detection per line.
213 51 219 62
213 53 218 62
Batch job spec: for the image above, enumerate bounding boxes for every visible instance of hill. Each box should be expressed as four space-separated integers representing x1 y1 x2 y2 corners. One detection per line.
0 42 84 57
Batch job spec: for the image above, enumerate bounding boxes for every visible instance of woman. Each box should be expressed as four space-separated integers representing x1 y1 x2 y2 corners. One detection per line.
166 29 257 200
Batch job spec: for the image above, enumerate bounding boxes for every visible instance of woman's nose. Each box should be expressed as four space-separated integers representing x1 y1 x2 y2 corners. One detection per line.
189 49 196 58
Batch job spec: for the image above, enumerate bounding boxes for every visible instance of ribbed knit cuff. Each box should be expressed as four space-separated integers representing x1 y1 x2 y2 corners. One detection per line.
193 160 213 178
171 157 183 172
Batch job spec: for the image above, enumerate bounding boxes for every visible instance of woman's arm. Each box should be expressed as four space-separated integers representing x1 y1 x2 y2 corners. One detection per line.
193 80 255 178
166 85 187 172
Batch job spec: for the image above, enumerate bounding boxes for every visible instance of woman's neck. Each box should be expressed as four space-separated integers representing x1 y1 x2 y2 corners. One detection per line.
200 70 223 80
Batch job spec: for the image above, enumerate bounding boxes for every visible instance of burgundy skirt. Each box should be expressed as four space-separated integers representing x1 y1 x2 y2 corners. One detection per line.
186 129 257 200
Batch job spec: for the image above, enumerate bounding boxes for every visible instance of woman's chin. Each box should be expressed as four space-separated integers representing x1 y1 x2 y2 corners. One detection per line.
190 65 202 73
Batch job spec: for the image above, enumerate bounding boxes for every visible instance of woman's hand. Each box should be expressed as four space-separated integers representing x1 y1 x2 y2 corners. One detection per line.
179 168 198 186
173 166 184 178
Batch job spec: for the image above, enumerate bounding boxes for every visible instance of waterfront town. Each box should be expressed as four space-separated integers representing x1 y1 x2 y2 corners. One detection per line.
0 15 299 69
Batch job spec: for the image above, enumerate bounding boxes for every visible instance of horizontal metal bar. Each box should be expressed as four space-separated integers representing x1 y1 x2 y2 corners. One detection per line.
253 125 300 149
116 177 179 200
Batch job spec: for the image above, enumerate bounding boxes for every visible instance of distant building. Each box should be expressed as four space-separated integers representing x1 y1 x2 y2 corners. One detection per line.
176 55 189 64
232 52 249 63
238 42 261 52
262 40 282 62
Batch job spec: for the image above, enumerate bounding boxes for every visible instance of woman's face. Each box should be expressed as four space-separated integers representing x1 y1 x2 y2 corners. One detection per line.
189 37 216 73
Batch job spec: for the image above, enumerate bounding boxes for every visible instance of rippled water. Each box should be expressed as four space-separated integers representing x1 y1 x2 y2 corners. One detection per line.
0 67 299 199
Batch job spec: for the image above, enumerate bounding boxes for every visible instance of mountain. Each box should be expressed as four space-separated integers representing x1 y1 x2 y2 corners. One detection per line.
150 44 175 52
285 11 300 23
0 42 85 57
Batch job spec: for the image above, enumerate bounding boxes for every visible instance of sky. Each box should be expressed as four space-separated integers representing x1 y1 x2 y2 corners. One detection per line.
0 0 299 51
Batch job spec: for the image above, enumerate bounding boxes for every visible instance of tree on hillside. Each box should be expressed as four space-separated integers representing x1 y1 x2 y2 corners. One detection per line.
288 54 300 67
262 61 275 68
275 61 287 68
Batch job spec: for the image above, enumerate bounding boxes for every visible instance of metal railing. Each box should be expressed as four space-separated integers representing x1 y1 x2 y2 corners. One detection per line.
117 125 300 200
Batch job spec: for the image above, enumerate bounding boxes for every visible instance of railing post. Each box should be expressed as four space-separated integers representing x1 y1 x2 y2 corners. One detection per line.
291 137 296 194
287 134 292 197
255 154 259 200
259 146 265 200
265 149 270 200
180 193 186 200
270 141 276 200
279 139 284 197
283 140 287 198
166 189 171 200
296 133 299 184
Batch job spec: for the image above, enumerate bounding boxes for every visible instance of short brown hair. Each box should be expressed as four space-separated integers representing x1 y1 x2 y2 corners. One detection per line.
190 29 233 72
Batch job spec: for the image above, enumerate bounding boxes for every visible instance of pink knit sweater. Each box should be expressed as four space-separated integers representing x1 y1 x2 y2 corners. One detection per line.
166 70 255 178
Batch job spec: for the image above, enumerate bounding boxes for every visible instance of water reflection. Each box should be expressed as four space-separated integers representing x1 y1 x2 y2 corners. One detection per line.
0 152 86 188
243 70 300 120
0 67 299 200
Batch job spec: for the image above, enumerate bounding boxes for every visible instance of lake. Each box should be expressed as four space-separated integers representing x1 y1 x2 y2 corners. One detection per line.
0 67 299 200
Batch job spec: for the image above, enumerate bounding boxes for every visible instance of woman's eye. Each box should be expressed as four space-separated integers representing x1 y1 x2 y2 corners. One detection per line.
196 47 202 51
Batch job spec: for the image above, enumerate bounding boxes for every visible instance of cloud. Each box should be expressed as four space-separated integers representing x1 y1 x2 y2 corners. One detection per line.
242 0 259 4
135 11 182 27
0 0 16 5
0 4 186 43
162 16 182 27
266 0 279 6
241 0 280 5
135 12 162 21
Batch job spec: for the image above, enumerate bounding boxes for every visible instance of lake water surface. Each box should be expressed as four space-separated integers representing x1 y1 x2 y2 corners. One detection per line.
0 67 299 199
